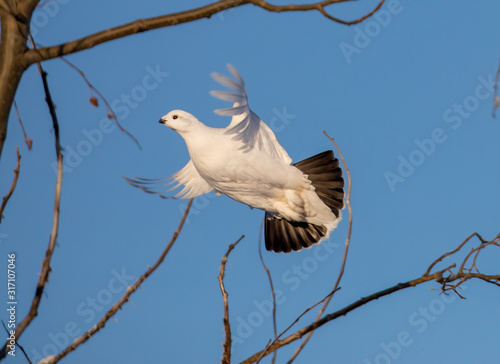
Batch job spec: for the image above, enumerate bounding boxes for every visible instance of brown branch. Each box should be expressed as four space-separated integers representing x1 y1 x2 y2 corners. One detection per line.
240 232 500 364
249 0 351 12
40 198 194 364
257 288 339 364
59 57 141 149
22 0 251 65
22 0 365 66
1 44 64 359
219 235 245 364
316 0 385 25
257 221 277 364
287 131 353 363
13 101 32 150
0 146 20 223
424 232 479 276
240 273 444 364
1 321 32 364
0 3 32 158
14 59 63 333
493 52 500 118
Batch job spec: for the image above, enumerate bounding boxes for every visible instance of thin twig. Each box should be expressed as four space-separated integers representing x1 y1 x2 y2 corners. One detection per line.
219 235 245 364
0 147 21 223
257 288 339 364
316 0 385 25
425 232 480 276
13 101 32 150
39 199 194 364
286 131 352 361
59 57 141 149
286 131 353 363
1 321 32 363
257 219 277 364
493 52 500 118
1 39 64 359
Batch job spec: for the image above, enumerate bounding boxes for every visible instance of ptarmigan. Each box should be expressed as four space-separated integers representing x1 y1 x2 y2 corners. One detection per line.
125 65 344 253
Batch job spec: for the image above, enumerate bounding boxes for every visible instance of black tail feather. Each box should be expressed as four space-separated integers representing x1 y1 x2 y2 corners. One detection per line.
265 215 327 253
264 150 344 253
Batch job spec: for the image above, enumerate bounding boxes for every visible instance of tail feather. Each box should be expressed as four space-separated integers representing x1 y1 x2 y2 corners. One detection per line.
265 215 327 253
264 150 344 253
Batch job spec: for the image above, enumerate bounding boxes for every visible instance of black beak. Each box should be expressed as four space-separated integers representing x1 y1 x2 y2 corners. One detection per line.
159 119 165 124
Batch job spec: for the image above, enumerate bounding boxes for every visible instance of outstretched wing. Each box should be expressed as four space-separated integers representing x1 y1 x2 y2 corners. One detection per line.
123 160 213 199
210 64 292 164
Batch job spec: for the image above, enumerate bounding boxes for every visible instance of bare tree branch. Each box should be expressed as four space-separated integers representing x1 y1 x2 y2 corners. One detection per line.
1 0 384 158
257 222 277 364
0 146 20 223
316 0 385 25
256 288 339 364
22 0 367 66
240 275 443 363
1 321 32 364
59 57 141 149
249 0 351 13
287 131 353 363
22 0 250 66
493 52 500 118
219 235 245 364
424 232 481 276
0 50 64 359
0 4 30 157
13 101 32 150
39 198 194 364
240 232 500 364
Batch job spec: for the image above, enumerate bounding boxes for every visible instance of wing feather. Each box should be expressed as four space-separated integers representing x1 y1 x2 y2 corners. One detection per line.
210 64 292 164
123 160 213 199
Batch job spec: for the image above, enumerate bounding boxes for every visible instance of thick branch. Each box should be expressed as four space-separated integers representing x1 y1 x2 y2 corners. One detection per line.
1 0 376 159
240 271 446 364
23 0 251 66
0 0 40 157
0 9 27 158
22 0 359 66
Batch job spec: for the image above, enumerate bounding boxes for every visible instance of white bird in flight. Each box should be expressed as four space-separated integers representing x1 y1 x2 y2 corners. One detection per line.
125 65 344 253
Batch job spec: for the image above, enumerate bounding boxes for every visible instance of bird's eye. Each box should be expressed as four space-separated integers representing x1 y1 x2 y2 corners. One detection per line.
172 115 178 120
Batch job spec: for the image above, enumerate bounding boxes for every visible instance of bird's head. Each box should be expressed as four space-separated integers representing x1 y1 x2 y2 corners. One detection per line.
158 110 200 134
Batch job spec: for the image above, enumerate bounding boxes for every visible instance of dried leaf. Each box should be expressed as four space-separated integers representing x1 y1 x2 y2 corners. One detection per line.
89 96 98 107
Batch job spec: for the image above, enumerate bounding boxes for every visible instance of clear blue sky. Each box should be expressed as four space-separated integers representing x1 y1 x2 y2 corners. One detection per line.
1 1 500 363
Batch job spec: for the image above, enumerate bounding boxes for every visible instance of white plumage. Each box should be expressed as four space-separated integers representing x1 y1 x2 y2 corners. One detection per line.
125 65 344 253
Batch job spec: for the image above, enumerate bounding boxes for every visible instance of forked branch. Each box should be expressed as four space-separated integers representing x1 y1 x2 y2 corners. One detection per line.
219 235 245 364
22 0 382 66
240 232 500 364
1 56 64 360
